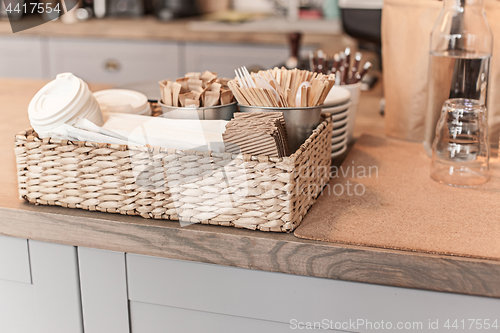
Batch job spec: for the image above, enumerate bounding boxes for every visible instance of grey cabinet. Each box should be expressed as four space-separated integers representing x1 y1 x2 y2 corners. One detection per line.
1 235 499 333
47 38 181 84
0 36 46 79
0 237 83 333
0 37 316 83
126 253 500 333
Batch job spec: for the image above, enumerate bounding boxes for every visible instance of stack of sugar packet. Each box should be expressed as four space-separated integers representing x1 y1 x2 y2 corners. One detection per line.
159 71 234 108
223 112 290 157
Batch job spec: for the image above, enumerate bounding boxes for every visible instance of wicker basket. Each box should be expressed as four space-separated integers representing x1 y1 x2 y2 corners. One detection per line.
14 115 332 232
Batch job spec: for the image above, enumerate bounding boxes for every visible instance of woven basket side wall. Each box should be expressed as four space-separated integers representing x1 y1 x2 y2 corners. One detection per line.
14 116 332 233
287 117 333 231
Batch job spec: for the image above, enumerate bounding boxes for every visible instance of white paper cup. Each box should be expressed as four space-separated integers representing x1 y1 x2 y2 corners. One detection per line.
29 73 103 137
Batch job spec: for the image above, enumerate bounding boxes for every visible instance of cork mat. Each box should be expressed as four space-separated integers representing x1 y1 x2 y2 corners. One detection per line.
294 135 500 260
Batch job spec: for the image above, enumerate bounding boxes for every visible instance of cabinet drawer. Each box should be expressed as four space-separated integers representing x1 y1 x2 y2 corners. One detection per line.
130 301 296 333
48 38 180 84
127 254 500 332
0 36 45 79
0 235 31 284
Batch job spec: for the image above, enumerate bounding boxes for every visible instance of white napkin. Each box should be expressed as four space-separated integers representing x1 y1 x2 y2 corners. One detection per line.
102 113 228 152
41 123 130 145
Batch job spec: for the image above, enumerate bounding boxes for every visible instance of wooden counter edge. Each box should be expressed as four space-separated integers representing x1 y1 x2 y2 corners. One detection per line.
0 205 499 299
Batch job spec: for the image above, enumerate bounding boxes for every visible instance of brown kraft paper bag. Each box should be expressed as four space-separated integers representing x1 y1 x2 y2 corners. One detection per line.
382 0 500 147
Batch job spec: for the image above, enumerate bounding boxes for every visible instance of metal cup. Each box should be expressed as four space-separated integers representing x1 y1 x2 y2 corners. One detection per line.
158 102 237 121
238 105 322 153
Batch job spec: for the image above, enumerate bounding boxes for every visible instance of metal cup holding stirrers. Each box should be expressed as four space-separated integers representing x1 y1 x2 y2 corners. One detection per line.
229 66 336 154
238 105 322 153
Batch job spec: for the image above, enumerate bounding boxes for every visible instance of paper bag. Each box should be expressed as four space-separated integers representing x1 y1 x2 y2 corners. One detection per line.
382 0 500 146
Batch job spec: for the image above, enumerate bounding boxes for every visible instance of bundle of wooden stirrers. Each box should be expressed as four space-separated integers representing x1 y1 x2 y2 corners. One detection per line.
228 66 336 108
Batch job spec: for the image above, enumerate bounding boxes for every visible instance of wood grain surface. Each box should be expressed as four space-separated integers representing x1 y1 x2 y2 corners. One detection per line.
2 78 500 298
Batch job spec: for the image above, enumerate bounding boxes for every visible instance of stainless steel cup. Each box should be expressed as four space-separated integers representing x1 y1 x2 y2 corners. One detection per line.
158 102 237 121
238 105 322 153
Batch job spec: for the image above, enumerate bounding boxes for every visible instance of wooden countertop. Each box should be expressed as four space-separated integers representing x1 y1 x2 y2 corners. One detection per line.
0 17 354 54
2 78 500 299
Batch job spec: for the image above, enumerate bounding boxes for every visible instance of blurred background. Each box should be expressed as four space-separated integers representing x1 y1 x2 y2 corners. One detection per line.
0 0 382 90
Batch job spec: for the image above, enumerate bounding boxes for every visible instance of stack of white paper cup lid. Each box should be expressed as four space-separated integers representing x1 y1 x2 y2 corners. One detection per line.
93 89 151 116
28 73 104 138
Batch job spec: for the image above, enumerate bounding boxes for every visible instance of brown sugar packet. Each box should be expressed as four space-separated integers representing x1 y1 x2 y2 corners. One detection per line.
176 77 189 93
185 72 201 80
216 77 231 87
209 82 222 94
204 91 220 107
172 82 182 107
221 90 234 105
188 79 203 92
179 92 195 107
201 71 217 82
204 78 217 89
163 81 173 106
185 98 200 107
192 91 201 102
159 80 169 105
191 86 204 94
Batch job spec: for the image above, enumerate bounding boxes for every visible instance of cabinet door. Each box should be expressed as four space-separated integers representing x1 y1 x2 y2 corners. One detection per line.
0 235 31 284
0 36 45 79
0 236 36 333
127 254 500 333
185 42 315 78
0 238 83 333
47 38 180 84
78 247 129 333
0 276 37 333
29 240 83 333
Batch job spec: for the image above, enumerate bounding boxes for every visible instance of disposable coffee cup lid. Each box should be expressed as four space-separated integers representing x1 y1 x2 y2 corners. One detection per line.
29 73 82 122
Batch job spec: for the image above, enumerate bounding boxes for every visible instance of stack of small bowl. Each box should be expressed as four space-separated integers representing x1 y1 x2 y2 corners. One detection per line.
94 89 152 116
322 86 352 159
